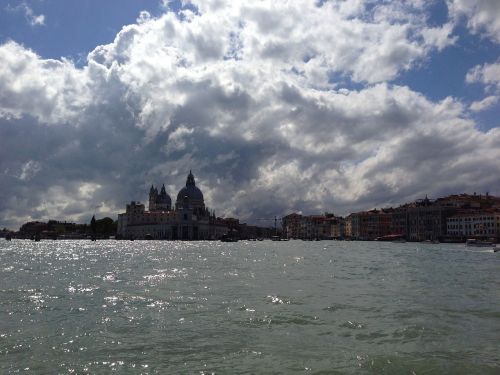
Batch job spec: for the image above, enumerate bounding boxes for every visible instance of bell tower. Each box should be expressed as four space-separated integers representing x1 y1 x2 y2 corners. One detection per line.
149 185 158 211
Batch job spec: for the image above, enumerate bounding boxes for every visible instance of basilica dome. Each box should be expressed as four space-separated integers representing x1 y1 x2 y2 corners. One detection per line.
176 171 205 209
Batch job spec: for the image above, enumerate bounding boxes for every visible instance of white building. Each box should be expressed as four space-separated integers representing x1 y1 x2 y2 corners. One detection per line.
117 171 228 240
447 211 500 239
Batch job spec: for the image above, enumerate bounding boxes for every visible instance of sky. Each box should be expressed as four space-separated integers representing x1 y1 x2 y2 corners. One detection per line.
0 0 499 229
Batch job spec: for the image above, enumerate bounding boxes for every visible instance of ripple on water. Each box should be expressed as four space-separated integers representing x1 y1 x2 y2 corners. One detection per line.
265 295 304 305
103 293 149 307
323 303 350 312
67 284 100 295
268 314 322 326
354 331 389 342
357 352 500 375
237 305 256 312
267 295 289 305
236 313 322 328
102 272 118 282
340 320 365 329
392 324 426 341
1 240 499 374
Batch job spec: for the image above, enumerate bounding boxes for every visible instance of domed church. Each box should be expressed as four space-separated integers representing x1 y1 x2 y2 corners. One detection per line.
176 170 205 212
117 171 228 240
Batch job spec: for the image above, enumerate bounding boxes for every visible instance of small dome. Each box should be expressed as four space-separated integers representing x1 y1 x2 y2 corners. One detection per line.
157 193 172 206
148 183 172 211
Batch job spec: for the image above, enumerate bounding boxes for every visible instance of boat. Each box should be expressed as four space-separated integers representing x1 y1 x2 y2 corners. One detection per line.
392 238 406 243
220 234 238 242
376 234 405 242
465 239 495 247
422 240 439 244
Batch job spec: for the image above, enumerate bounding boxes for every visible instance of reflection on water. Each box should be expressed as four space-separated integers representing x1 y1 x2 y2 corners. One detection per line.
0 240 499 373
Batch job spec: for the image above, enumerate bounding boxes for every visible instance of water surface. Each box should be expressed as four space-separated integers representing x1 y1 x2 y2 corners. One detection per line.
1 240 499 374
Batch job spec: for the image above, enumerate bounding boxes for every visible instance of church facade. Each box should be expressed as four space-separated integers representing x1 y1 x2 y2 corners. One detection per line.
117 171 228 240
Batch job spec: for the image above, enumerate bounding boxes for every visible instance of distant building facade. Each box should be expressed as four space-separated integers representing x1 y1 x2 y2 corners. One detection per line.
447 211 500 239
282 212 344 239
345 209 392 240
341 193 500 242
390 193 500 241
405 197 452 241
117 184 500 242
117 171 228 240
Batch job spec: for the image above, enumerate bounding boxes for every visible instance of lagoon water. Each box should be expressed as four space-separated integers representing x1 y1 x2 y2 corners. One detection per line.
0 239 499 374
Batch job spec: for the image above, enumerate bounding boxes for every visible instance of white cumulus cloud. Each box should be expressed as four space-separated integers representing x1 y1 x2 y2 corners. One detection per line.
448 0 500 43
469 95 499 111
466 60 500 92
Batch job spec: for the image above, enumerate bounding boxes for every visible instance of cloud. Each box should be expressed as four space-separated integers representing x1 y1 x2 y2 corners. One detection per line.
0 41 90 123
6 3 45 27
19 160 41 181
448 0 500 43
0 1 499 229
466 60 500 92
421 23 457 51
23 3 45 26
469 95 499 111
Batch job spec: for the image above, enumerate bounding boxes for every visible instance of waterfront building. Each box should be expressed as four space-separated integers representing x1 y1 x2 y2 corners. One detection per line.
329 216 345 238
346 209 392 240
224 220 275 239
391 205 409 238
117 171 228 240
435 192 500 209
282 212 344 239
406 200 449 241
310 215 331 239
384 193 500 241
344 215 353 238
282 213 303 239
282 213 314 239
447 210 500 240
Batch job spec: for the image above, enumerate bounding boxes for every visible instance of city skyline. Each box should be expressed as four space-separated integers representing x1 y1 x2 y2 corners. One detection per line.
1 0 500 229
